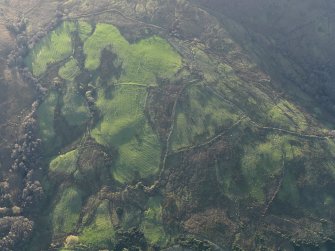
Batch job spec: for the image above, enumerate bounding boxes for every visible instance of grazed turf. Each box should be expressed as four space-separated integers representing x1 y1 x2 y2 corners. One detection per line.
25 22 76 76
49 150 78 177
58 57 81 81
52 186 83 234
77 21 93 42
37 90 59 147
83 23 181 85
241 134 303 203
171 84 241 151
267 100 308 131
92 84 161 183
141 197 168 245
79 200 114 248
61 80 90 127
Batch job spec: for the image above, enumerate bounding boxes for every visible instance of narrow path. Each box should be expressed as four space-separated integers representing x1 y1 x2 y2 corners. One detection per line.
249 119 332 140
205 84 334 141
166 82 335 165
172 115 247 155
262 157 286 216
266 215 335 243
158 84 186 184
114 82 156 88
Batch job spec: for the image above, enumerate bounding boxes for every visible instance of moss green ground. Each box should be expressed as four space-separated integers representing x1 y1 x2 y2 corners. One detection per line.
83 23 182 85
59 57 81 81
52 186 83 234
49 150 78 177
79 200 114 248
171 84 241 151
61 81 90 127
241 134 303 203
23 13 335 251
78 21 93 42
92 84 161 183
141 197 168 245
37 90 60 149
59 58 90 126
267 100 308 131
25 22 76 76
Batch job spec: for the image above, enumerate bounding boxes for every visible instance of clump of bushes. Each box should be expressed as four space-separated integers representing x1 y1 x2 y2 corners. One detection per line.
176 236 213 250
64 235 79 248
115 227 147 251
0 217 34 251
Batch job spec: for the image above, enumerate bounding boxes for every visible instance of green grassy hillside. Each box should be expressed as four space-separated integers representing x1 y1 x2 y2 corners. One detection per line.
25 22 76 76
20 4 335 250
92 84 161 183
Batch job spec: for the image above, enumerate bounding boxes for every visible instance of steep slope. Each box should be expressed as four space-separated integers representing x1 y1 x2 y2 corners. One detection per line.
193 0 335 122
0 0 335 251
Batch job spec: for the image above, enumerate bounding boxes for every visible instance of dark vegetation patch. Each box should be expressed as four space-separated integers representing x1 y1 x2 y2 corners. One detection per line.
115 227 148 251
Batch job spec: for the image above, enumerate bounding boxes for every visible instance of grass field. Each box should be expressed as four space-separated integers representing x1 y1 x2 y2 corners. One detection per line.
23 14 335 250
61 80 90 127
25 22 76 76
277 169 300 207
58 57 90 126
193 48 221 83
58 57 81 81
49 150 78 177
276 139 335 210
37 90 59 147
79 200 114 248
29 20 182 185
52 186 83 234
215 59 310 134
92 84 161 183
171 85 241 151
77 21 93 42
141 197 168 245
241 134 303 203
59 58 90 126
83 23 181 85
213 59 277 122
267 100 308 131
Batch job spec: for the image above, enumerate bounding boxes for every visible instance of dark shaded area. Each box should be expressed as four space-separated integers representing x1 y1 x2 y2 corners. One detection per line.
115 227 148 251
193 0 335 123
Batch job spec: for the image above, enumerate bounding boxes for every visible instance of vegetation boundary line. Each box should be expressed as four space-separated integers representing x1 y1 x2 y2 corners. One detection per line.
248 120 332 140
205 84 334 140
65 8 166 31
